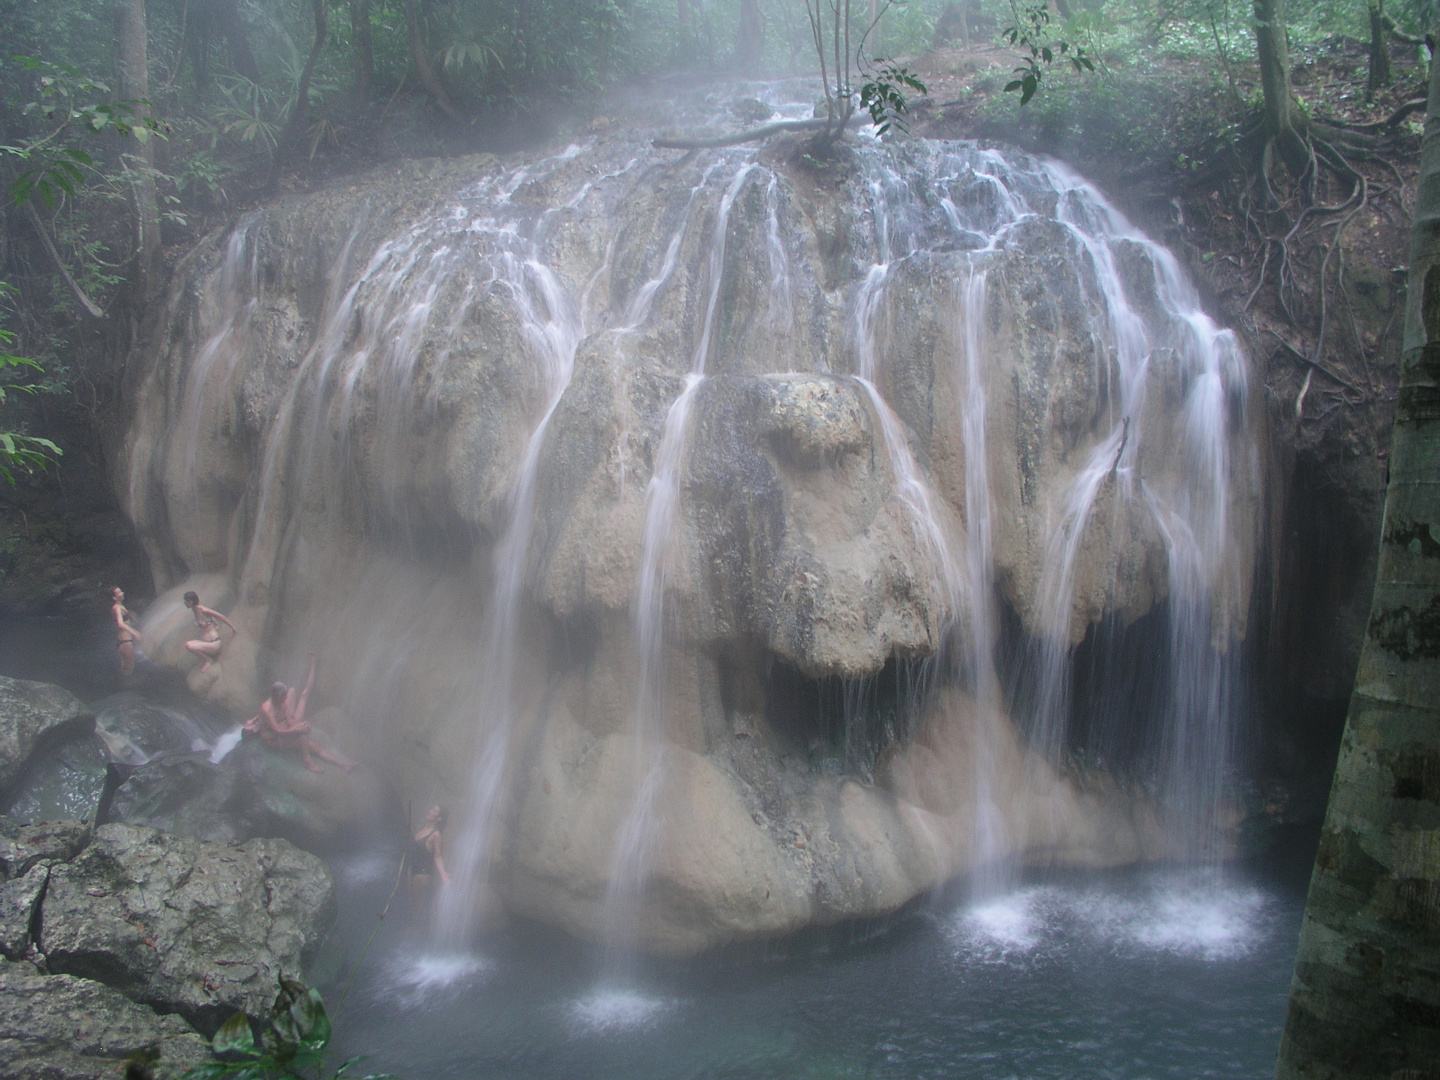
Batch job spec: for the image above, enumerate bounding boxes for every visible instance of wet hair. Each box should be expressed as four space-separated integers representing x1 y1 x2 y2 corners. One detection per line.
183 591 199 607
109 586 123 599
434 806 448 830
271 681 288 701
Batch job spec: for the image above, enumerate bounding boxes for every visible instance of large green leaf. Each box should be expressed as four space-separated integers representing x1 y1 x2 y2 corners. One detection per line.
212 1011 257 1057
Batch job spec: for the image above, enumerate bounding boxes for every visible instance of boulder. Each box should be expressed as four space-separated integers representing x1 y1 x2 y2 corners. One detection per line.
3 730 109 826
0 866 47 960
104 736 390 849
0 818 92 879
0 677 92 795
0 958 209 1080
40 823 336 1031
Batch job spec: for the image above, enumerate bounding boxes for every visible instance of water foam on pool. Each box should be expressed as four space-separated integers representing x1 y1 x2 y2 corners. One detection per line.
952 873 1271 964
380 952 490 1007
957 888 1050 959
568 987 675 1034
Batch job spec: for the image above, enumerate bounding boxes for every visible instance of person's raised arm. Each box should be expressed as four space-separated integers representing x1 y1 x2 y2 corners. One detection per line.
206 605 239 635
294 653 317 724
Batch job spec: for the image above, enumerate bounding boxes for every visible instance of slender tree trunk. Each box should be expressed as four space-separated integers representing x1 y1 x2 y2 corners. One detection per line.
25 203 105 319
115 0 160 296
1254 0 1311 178
404 0 461 120
1368 0 1392 98
352 0 373 100
213 0 260 82
734 0 765 72
1273 30 1440 1080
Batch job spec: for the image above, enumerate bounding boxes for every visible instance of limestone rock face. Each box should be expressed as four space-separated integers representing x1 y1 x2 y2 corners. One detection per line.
0 959 210 1080
120 95 1260 951
41 823 335 1030
0 677 92 795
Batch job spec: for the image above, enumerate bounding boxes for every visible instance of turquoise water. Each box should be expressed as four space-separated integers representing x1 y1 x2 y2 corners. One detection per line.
328 849 1309 1080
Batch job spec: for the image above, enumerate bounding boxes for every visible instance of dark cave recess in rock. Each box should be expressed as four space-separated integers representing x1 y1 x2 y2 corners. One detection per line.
762 654 928 777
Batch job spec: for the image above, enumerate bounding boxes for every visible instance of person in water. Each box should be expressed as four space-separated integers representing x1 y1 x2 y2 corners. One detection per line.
110 587 142 678
182 591 238 672
409 805 452 905
243 654 355 773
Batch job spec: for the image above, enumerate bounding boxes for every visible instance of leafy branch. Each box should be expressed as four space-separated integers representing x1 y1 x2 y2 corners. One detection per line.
1001 6 1095 105
859 62 928 136
183 976 398 1080
7 56 166 209
1 56 168 319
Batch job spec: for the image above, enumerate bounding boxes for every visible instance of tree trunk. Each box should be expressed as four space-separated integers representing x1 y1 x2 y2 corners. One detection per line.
351 0 373 100
115 0 160 296
1254 0 1311 178
213 0 260 82
404 0 461 120
271 0 327 188
1272 28 1440 1080
734 0 765 72
1368 0 1392 98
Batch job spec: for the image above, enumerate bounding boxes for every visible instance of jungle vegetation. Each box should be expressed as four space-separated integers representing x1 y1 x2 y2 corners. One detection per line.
0 0 1431 487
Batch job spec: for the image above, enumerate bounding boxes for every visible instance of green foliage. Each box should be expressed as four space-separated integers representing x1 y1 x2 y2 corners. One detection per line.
183 977 397 1080
4 57 165 208
1002 6 1094 105
0 282 61 485
860 62 928 135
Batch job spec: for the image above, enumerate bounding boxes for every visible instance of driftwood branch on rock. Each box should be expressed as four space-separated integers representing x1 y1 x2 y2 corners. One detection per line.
653 116 861 149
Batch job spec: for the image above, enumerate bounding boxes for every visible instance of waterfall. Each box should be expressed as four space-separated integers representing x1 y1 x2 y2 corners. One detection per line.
134 89 1261 950
602 160 760 967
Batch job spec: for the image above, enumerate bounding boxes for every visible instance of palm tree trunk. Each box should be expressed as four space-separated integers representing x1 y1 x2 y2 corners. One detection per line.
1273 28 1440 1079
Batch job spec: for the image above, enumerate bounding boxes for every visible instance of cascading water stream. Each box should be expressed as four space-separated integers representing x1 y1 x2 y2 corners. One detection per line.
600 159 760 970
173 216 260 514
957 268 1009 890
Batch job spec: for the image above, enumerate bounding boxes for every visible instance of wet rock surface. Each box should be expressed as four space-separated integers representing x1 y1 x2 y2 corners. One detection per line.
103 736 390 850
0 958 210 1080
0 817 327 1078
41 822 335 1031
0 677 93 796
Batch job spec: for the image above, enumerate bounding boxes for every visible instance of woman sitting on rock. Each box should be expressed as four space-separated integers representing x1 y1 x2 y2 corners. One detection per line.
243 654 355 773
183 591 238 673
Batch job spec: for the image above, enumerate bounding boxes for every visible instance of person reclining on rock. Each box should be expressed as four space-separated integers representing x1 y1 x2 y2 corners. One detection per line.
243 654 355 773
183 591 238 673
